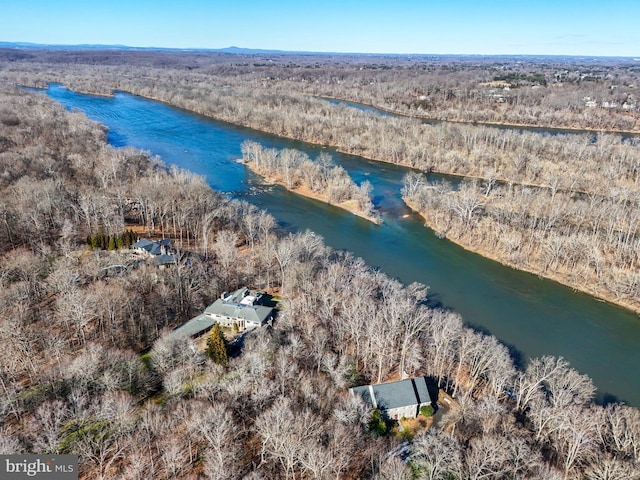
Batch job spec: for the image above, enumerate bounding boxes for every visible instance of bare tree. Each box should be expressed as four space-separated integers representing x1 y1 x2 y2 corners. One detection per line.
255 396 320 480
553 406 599 480
426 309 463 390
584 456 640 480
56 285 99 346
30 400 68 454
449 180 485 227
514 356 570 412
401 171 428 198
412 431 463 480
214 229 239 283
373 456 412 480
195 402 240 480
0 428 24 454
599 403 640 461
273 234 301 295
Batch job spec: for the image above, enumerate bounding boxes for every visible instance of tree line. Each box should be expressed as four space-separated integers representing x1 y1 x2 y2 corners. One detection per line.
7 58 640 312
86 229 138 250
6 58 640 310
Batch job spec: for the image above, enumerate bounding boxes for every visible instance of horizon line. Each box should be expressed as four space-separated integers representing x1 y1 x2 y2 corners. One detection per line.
1 41 638 60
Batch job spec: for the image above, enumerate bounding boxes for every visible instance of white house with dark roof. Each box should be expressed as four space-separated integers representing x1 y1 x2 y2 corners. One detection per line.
350 377 433 420
174 287 273 337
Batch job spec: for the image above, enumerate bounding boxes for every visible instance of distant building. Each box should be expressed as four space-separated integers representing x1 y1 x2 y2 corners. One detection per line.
350 377 433 420
133 238 172 256
133 238 176 267
174 287 274 337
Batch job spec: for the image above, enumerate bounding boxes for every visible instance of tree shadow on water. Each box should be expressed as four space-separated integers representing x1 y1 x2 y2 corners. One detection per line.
423 291 526 369
466 322 526 370
424 291 445 310
597 392 624 407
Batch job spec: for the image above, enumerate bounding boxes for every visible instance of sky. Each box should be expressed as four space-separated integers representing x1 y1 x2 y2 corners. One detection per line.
2 0 639 57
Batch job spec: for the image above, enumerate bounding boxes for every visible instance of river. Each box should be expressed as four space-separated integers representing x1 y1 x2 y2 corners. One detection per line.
323 97 640 141
42 84 640 406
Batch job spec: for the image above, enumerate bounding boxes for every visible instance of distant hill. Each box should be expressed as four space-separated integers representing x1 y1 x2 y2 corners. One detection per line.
0 41 637 63
0 41 308 55
0 41 133 50
216 46 295 55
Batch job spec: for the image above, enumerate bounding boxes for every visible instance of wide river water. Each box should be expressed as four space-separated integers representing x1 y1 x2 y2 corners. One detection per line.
43 85 640 406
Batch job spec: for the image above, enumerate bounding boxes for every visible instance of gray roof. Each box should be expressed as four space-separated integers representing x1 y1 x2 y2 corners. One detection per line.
133 238 171 256
351 377 431 410
154 254 176 265
133 239 154 249
174 287 273 337
350 385 373 406
173 313 216 337
204 298 272 325
224 287 251 304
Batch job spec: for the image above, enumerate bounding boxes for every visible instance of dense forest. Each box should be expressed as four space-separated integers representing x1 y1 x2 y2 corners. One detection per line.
1 50 640 478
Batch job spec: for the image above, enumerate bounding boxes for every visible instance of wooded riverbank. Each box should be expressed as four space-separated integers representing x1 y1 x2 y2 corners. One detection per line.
112 85 640 313
319 95 640 136
403 197 640 315
20 77 640 317
20 77 640 318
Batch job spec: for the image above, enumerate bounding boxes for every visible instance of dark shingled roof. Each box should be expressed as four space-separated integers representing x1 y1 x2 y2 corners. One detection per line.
350 385 374 407
350 377 431 411
133 238 171 256
154 254 176 265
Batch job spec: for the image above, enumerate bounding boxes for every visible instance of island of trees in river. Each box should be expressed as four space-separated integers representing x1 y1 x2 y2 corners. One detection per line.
240 140 381 224
1 49 640 478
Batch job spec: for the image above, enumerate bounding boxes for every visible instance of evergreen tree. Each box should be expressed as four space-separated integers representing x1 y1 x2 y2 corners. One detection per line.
206 324 229 367
130 230 138 246
124 230 135 248
88 233 100 248
97 231 107 249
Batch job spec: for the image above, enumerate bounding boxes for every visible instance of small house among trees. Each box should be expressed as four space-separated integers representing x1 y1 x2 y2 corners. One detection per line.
350 377 433 420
